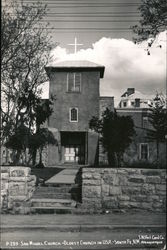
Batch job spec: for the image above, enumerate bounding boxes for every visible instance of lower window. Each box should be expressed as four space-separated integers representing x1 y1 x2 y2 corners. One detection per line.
69 107 78 122
139 143 149 160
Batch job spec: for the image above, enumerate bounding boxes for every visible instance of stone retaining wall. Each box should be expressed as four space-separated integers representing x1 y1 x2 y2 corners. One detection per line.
81 168 166 213
1 166 36 214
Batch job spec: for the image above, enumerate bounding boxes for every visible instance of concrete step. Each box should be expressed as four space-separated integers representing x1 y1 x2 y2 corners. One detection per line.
31 198 76 208
31 206 76 214
45 169 79 186
34 186 73 193
32 193 71 199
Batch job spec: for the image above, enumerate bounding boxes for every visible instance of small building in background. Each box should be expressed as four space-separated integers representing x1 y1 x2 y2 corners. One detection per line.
117 88 166 167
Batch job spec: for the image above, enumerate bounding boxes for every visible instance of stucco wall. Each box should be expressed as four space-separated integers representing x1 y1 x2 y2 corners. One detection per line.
49 71 100 131
81 168 166 213
116 109 166 167
100 96 114 116
1 166 36 214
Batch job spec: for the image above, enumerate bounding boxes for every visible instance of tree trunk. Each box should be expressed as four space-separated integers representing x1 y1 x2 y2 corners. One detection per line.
156 140 160 168
32 149 37 166
107 151 116 167
39 147 43 165
116 152 122 167
13 149 21 165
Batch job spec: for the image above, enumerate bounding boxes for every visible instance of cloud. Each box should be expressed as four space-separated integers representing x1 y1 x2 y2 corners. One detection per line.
48 31 166 104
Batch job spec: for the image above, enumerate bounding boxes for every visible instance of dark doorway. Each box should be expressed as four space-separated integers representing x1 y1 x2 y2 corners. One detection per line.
61 132 86 164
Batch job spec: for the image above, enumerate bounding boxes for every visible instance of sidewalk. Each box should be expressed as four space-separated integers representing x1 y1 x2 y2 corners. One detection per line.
1 211 166 232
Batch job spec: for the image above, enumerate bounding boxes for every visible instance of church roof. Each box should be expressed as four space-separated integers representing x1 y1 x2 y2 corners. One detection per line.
45 60 105 78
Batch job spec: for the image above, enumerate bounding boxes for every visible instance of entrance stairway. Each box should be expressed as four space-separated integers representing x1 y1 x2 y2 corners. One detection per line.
30 168 81 214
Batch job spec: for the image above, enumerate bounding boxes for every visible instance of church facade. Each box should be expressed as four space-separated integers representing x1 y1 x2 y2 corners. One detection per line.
44 60 109 166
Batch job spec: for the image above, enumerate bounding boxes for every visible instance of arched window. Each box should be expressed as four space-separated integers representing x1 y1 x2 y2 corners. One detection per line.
70 108 78 122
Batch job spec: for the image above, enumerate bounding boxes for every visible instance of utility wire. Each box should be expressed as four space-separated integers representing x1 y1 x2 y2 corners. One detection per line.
39 20 139 22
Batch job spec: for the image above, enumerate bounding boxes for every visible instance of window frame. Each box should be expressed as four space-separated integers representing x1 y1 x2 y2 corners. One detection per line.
139 143 149 160
123 101 127 107
142 116 148 128
67 72 81 93
69 107 78 122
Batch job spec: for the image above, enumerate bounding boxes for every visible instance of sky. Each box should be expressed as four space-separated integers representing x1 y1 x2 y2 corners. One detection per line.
4 0 167 104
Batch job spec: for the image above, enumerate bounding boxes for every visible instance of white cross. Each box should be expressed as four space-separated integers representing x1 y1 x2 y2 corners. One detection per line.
68 37 83 54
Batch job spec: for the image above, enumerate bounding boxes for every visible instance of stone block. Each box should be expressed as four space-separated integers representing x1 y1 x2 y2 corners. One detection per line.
147 195 161 202
10 167 31 177
117 169 127 174
9 196 27 202
118 175 128 185
83 179 101 186
119 195 130 201
103 175 113 185
83 173 93 179
155 184 166 191
128 201 141 208
10 177 27 182
27 175 36 182
1 167 10 173
129 175 145 183
141 184 155 194
9 182 27 196
83 168 96 173
112 175 119 185
82 186 101 198
127 169 141 174
101 184 109 196
146 176 161 184
109 186 122 196
152 202 163 209
103 199 119 209
92 173 101 180
141 170 162 176
140 202 153 210
130 195 148 202
156 190 166 196
82 198 102 209
119 201 130 208
103 169 117 174
122 186 141 195
1 181 9 192
103 197 117 202
1 173 9 179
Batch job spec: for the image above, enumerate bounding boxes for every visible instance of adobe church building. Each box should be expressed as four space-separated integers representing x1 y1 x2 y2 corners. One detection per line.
43 60 114 167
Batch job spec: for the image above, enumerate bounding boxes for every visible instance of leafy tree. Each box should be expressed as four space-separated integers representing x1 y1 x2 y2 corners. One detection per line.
29 98 57 166
1 0 58 165
89 108 135 167
1 0 52 145
147 93 167 165
4 94 57 165
5 123 30 164
29 128 57 166
132 0 167 45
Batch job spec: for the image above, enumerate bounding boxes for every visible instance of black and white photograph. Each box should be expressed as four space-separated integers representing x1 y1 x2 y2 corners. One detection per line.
1 0 167 249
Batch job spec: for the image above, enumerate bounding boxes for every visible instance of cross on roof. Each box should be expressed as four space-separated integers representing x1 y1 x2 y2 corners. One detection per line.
68 37 83 54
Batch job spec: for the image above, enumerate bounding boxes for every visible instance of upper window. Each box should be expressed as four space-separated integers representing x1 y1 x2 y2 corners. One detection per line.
140 143 149 160
70 108 78 122
67 73 81 92
142 117 148 128
123 102 127 107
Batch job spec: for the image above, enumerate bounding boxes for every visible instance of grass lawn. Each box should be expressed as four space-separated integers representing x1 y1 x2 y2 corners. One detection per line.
31 167 64 182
